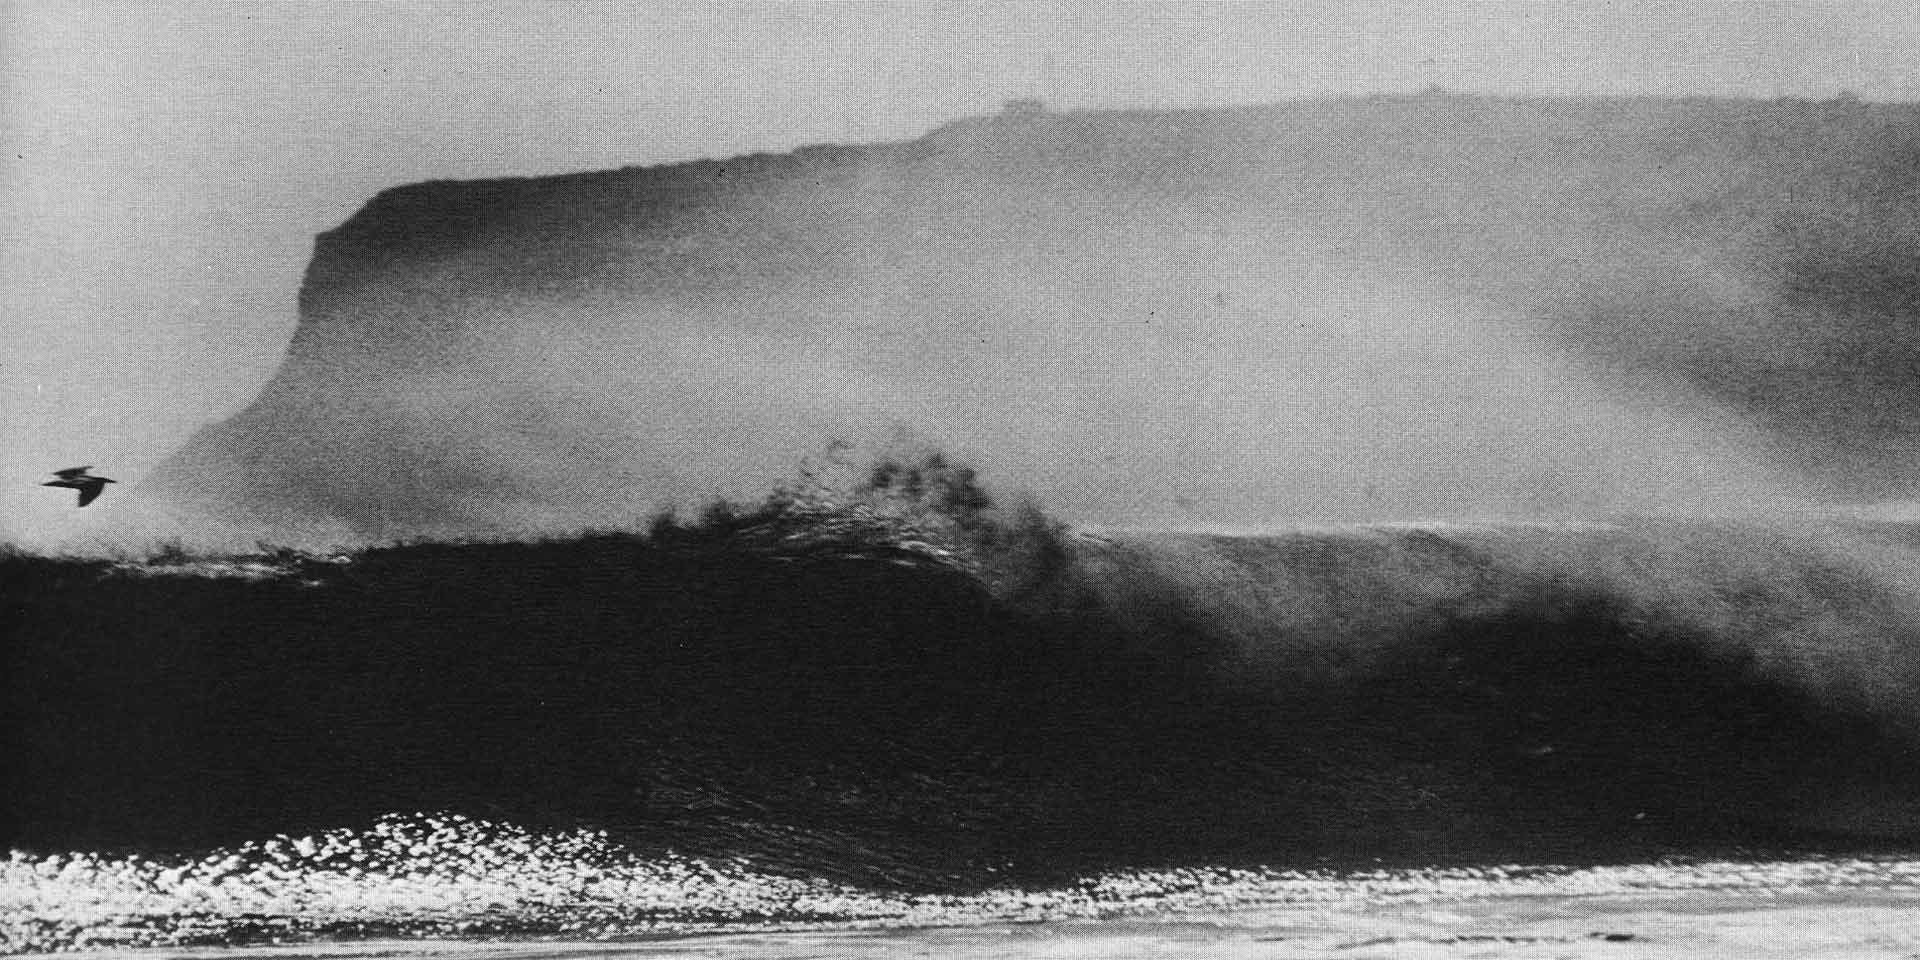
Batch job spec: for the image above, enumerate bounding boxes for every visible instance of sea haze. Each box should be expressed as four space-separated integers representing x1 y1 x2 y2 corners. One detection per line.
116 95 1920 549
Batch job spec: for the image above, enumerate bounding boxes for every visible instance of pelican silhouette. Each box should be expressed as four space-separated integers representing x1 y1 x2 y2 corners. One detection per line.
44 466 115 507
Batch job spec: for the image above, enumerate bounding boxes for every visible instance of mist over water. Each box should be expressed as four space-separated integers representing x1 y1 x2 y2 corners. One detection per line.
110 98 1920 555
290 235 1801 538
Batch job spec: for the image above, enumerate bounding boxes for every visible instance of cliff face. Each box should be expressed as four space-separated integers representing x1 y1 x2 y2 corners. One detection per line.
140 97 1920 545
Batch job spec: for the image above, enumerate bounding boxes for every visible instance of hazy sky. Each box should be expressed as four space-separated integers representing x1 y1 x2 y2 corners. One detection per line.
6 1 1919 547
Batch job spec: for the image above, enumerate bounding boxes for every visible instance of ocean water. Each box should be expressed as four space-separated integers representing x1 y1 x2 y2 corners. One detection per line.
9 811 1920 953
9 515 1920 953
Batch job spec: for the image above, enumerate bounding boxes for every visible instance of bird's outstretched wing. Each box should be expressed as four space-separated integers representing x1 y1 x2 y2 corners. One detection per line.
76 481 106 507
54 466 93 480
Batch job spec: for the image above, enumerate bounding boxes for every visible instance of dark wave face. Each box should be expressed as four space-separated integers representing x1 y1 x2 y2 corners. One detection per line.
13 496 1920 951
11 509 1920 881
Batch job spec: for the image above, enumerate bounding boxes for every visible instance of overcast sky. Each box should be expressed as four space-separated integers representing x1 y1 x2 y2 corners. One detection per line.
6 1 1919 547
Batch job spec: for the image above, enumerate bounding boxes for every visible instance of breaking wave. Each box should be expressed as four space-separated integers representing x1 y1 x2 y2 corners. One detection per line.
11 466 1920 950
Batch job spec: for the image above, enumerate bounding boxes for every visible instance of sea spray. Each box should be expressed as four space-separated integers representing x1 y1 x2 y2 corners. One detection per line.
121 99 1920 551
11 481 1920 889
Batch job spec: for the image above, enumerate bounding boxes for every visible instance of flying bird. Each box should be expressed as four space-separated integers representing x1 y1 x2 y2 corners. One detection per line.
44 466 115 507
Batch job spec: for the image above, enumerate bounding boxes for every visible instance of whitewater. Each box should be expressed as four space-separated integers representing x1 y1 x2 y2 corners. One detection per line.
11 502 1920 956
9 815 1920 955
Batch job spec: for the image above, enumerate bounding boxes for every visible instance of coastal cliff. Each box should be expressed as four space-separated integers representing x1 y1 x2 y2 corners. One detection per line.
137 96 1920 544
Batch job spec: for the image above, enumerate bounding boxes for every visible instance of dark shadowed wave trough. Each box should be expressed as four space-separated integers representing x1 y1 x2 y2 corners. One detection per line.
11 503 1920 883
